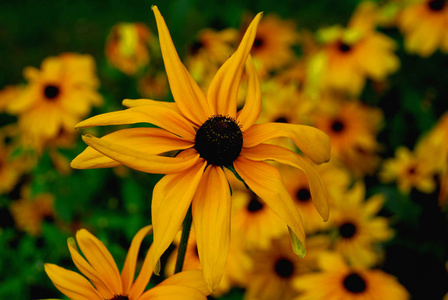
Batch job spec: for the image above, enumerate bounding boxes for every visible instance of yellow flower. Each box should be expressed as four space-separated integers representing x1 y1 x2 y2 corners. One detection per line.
398 0 448 57
245 235 330 300
379 146 437 194
6 53 102 150
294 252 410 300
311 2 399 95
71 6 330 291
106 23 153 75
330 182 394 268
45 225 210 300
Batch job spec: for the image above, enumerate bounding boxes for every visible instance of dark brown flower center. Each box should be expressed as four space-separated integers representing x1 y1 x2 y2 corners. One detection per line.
339 222 357 239
190 40 204 55
247 195 264 212
194 115 243 167
338 41 352 53
331 119 345 133
253 36 264 49
343 272 367 293
109 295 129 300
44 84 60 100
296 188 311 203
273 116 289 123
274 257 295 278
428 0 445 11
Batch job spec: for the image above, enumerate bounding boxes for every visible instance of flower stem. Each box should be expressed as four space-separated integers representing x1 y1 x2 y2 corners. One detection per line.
174 205 192 273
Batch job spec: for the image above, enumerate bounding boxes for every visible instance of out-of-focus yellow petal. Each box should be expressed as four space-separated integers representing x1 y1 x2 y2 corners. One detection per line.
192 166 231 291
67 239 115 298
241 143 329 221
234 157 306 257
73 135 199 174
139 285 207 300
76 105 196 139
44 264 103 300
236 55 262 131
207 12 263 117
158 269 210 296
75 229 122 295
121 225 153 294
152 6 210 126
151 160 207 273
243 123 331 164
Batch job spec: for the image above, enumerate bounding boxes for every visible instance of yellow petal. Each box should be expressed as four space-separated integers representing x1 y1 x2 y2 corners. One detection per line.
243 123 331 164
151 160 207 272
128 247 154 299
233 157 306 257
139 285 207 300
207 12 263 117
44 264 103 300
192 166 231 291
236 55 262 131
121 225 153 294
241 143 329 221
122 98 179 112
67 239 115 298
152 6 210 126
75 229 122 295
75 134 199 174
76 105 196 140
158 269 210 296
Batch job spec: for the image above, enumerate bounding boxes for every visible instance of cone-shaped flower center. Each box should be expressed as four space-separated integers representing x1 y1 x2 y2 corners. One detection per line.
296 188 311 202
109 295 129 300
274 257 295 278
339 222 357 238
44 84 60 100
343 272 367 293
428 0 445 11
194 115 243 166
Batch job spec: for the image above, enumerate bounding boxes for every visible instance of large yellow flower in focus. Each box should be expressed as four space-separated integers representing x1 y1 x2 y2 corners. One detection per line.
71 6 330 291
6 53 102 148
398 0 448 57
45 225 210 300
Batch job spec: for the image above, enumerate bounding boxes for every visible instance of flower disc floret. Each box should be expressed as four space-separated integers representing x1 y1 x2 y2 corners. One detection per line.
194 115 243 166
343 272 367 293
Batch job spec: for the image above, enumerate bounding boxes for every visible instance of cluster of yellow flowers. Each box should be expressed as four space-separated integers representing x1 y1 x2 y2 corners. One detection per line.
1 0 448 299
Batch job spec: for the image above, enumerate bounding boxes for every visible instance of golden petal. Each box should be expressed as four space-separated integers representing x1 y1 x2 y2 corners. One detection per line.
157 269 210 296
139 285 207 300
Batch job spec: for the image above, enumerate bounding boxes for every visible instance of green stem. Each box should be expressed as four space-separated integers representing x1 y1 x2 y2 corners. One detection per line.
174 205 193 273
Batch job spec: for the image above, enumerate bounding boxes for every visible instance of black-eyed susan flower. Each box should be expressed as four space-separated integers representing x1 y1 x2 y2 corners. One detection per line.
330 182 394 268
71 6 330 291
45 225 210 300
245 235 330 300
294 252 410 299
6 53 102 150
106 22 153 75
379 146 437 194
310 2 399 96
398 0 448 57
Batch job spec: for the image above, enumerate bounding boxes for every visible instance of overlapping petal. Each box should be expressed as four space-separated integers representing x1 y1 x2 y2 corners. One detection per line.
240 143 329 221
140 285 207 300
71 128 194 169
207 12 263 117
151 159 207 273
233 156 306 257
158 269 210 296
192 166 231 291
243 122 331 164
76 105 196 139
44 264 103 300
75 135 199 174
152 6 211 126
236 55 262 131
122 98 179 112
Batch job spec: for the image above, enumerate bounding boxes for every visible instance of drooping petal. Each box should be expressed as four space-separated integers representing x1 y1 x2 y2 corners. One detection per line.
233 157 306 257
44 264 103 300
71 128 194 169
151 160 207 273
75 229 122 295
240 144 329 221
236 55 262 131
152 6 210 126
157 270 210 296
192 166 231 291
207 12 263 117
74 134 199 174
139 285 207 300
243 123 331 164
67 238 115 299
121 225 153 294
76 105 196 139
